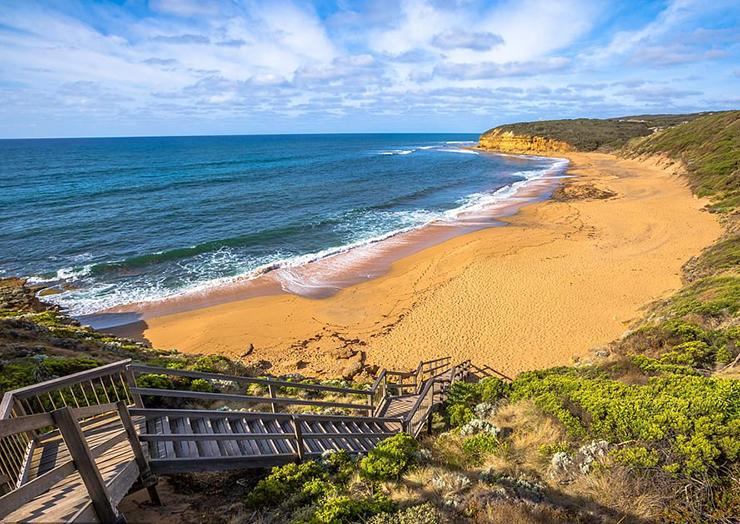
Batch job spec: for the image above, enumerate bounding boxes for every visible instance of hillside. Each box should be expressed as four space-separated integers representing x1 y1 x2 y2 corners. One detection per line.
622 111 740 212
479 112 722 153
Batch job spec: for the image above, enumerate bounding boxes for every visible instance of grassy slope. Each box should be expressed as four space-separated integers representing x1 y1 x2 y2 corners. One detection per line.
481 112 721 152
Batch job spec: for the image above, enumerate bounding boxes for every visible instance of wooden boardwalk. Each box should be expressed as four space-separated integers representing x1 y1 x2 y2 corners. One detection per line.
0 357 471 523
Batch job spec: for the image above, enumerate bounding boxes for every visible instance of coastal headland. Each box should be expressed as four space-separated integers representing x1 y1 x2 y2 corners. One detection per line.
126 151 723 379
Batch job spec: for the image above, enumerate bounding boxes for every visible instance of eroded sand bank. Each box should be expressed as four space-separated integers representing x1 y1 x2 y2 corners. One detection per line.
137 153 723 378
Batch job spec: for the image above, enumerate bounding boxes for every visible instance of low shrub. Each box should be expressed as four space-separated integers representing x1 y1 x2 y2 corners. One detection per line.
538 441 573 457
245 461 327 508
462 433 502 464
136 374 175 390
512 368 740 474
366 502 450 524
298 494 395 524
610 446 660 468
443 378 510 427
360 433 417 481
189 378 213 392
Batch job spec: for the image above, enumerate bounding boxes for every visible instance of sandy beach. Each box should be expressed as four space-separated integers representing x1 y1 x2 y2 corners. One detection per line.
133 152 723 378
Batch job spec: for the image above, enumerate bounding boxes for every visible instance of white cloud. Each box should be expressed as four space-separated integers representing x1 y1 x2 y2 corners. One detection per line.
434 57 570 79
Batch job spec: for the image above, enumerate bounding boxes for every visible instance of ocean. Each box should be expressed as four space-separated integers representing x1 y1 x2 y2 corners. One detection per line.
0 134 566 318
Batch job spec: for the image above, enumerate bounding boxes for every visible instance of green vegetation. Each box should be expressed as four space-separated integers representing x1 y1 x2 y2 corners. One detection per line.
482 112 717 151
442 377 510 427
359 433 417 481
512 368 740 474
245 443 415 523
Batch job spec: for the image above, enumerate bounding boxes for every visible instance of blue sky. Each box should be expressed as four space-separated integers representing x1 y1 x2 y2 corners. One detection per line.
0 0 738 138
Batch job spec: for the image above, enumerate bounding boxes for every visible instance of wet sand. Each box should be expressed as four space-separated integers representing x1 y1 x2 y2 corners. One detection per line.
126 152 722 378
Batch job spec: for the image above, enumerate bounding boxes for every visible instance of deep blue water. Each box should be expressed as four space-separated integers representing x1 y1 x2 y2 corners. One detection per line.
0 134 563 315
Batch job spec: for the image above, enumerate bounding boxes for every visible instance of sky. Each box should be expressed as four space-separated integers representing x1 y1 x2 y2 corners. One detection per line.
0 0 739 138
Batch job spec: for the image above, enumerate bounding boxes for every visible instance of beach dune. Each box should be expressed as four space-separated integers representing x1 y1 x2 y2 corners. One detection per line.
138 153 722 378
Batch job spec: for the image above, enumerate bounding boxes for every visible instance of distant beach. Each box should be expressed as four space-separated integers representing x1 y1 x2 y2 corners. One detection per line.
121 153 723 378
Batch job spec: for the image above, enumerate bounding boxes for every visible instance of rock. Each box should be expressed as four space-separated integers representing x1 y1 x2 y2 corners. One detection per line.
595 350 610 358
284 359 308 371
341 359 364 380
553 183 616 202
252 360 272 370
0 277 58 312
330 346 356 359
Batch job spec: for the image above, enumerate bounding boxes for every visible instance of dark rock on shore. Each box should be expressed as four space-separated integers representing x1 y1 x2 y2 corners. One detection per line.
0 277 58 312
552 183 616 201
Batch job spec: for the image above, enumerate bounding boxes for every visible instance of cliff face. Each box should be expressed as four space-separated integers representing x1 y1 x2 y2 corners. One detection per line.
478 129 575 155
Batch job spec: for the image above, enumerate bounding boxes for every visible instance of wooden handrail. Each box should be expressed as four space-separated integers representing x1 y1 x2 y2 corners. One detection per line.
130 387 373 412
128 364 373 396
7 360 132 401
0 413 54 439
129 408 295 420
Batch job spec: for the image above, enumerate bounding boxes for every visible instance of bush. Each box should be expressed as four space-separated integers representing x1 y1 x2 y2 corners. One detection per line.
462 433 502 464
512 368 740 474
189 355 233 374
189 378 213 392
443 378 510 427
480 377 511 402
360 434 417 481
298 494 396 524
41 357 101 377
366 502 450 524
538 441 573 457
611 447 660 468
136 374 175 390
245 461 327 508
447 404 475 427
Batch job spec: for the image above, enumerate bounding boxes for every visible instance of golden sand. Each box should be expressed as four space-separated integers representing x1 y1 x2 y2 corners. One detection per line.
138 153 723 378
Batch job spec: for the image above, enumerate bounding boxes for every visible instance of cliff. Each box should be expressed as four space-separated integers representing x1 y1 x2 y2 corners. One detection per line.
478 112 719 154
478 128 575 154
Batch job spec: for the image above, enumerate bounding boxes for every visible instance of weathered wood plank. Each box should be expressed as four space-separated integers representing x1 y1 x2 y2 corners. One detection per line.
0 413 54 438
190 417 219 458
149 454 298 474
51 407 120 523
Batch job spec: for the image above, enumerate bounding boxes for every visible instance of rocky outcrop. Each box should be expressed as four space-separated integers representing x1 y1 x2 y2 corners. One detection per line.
478 129 575 155
0 278 57 312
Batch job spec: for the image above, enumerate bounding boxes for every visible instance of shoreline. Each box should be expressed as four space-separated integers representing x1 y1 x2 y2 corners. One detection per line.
110 152 723 379
85 152 569 330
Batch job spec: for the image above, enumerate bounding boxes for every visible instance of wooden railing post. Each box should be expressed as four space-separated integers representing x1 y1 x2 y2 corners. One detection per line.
116 402 160 506
123 368 143 408
292 416 305 462
52 407 123 524
268 384 277 413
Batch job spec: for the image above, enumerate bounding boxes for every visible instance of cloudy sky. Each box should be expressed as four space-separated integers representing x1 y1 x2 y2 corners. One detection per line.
1 0 739 138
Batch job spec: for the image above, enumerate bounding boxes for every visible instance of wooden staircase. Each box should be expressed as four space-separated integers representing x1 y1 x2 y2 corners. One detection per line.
0 356 472 522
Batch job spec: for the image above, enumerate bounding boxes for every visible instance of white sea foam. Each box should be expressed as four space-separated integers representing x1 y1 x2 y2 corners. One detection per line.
379 149 415 155
27 264 94 284
437 148 479 155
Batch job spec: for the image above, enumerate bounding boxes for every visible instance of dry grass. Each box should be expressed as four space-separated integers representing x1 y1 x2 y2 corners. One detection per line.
473 502 579 524
485 400 567 476
561 466 667 523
